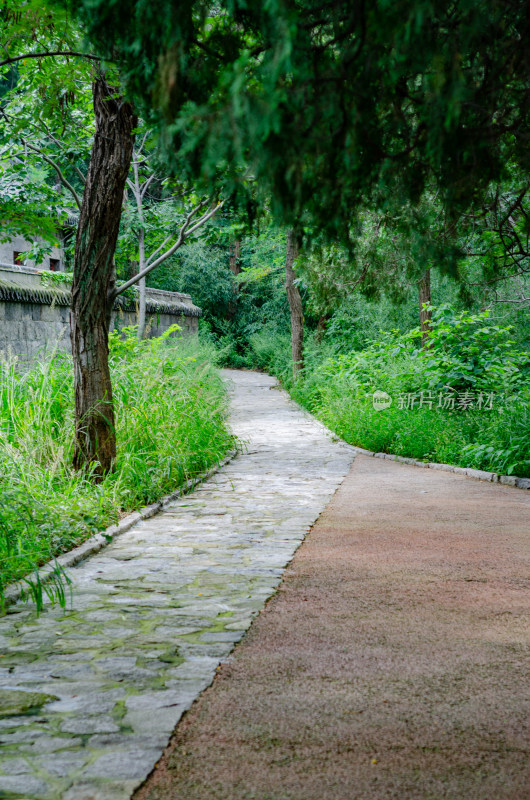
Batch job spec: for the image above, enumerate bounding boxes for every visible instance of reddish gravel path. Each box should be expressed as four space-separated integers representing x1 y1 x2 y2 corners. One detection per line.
134 455 530 800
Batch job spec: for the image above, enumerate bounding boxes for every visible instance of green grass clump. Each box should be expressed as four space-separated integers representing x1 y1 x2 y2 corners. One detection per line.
295 382 530 477
250 307 530 479
0 328 234 604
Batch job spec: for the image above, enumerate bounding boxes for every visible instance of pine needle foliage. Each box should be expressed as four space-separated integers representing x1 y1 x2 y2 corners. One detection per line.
70 0 530 245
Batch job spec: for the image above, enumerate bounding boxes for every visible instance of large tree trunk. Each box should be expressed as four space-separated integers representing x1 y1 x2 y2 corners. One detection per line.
70 77 137 478
419 268 432 348
285 229 304 381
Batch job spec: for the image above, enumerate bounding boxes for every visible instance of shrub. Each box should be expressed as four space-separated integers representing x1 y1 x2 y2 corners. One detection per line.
421 306 529 393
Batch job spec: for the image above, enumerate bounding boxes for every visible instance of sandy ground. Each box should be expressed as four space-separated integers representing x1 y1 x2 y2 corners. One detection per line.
134 455 530 800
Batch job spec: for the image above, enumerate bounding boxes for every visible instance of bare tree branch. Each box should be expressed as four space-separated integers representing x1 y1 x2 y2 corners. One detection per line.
0 51 100 68
488 296 530 305
135 131 149 156
111 200 223 299
21 138 82 208
140 173 156 199
184 203 223 238
145 235 172 266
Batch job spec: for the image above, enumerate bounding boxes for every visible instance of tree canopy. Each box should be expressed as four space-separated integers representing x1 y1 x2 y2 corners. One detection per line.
71 0 530 246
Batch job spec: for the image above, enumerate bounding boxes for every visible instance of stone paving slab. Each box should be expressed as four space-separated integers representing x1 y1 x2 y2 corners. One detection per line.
0 369 355 800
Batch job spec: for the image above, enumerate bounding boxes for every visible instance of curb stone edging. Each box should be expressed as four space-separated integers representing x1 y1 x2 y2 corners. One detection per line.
278 383 529 490
268 379 529 493
2 448 238 612
350 447 529 490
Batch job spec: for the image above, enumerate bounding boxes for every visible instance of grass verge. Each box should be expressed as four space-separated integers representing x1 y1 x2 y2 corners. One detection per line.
242 310 530 478
0 328 234 607
291 378 530 477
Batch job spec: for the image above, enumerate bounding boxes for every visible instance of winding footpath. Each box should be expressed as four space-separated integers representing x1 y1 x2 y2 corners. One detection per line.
0 370 355 800
137 435 530 800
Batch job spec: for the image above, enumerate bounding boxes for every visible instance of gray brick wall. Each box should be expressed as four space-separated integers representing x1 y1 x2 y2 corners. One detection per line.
0 267 200 362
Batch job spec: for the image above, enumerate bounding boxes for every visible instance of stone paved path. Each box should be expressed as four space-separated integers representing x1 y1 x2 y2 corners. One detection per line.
0 370 354 800
135 454 530 800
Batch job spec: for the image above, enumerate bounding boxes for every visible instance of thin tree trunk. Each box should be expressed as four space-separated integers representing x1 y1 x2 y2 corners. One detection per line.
227 239 241 320
137 229 146 338
138 274 147 337
419 268 432 348
132 157 147 338
70 77 137 478
229 239 241 277
285 229 304 381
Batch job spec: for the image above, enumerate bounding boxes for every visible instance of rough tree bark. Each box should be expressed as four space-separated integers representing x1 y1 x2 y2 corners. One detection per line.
70 77 137 478
229 239 241 277
419 268 432 348
227 239 241 320
285 229 304 380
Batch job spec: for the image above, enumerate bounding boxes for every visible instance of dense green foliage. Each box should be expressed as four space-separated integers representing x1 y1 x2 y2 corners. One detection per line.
0 331 233 605
148 224 291 364
72 0 530 250
160 226 530 479
246 305 530 478
1 1 528 598
0 2 94 242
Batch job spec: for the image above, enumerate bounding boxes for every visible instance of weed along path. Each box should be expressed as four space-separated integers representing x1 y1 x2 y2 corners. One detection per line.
0 370 354 800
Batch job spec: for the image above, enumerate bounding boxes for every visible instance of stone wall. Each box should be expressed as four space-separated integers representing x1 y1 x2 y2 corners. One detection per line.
0 266 201 361
0 236 64 272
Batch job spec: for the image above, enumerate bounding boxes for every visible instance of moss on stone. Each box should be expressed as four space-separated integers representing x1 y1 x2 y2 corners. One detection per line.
0 689 58 717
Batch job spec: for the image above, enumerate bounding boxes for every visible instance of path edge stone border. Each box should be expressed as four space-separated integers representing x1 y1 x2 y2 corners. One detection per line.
2 448 238 611
280 383 529 492
350 447 530 490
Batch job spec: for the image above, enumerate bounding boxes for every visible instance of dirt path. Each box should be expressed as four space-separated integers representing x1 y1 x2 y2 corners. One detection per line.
135 454 530 800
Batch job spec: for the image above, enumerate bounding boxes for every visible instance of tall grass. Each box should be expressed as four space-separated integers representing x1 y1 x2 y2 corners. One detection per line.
293 377 530 476
244 314 530 479
0 329 234 604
